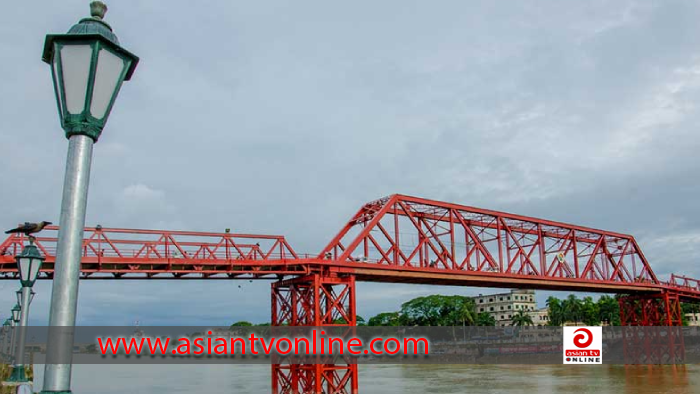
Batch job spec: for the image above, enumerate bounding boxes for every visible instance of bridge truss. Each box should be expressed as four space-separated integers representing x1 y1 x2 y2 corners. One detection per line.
2 194 699 393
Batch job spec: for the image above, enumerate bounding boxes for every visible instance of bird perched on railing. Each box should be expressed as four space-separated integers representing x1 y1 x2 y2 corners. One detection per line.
5 221 52 243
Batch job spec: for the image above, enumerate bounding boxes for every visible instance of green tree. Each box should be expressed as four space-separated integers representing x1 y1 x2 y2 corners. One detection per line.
682 303 700 326
399 295 445 326
682 303 700 314
511 310 534 326
597 295 620 326
581 296 600 326
546 296 564 326
562 294 582 323
367 312 401 326
448 298 475 327
230 321 254 327
399 295 475 326
331 316 365 325
475 312 496 326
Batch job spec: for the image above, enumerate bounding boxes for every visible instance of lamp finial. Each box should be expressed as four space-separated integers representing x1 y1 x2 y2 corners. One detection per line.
90 1 108 20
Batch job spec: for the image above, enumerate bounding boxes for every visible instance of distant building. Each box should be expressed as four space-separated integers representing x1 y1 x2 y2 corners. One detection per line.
472 289 546 326
531 307 550 325
686 313 700 326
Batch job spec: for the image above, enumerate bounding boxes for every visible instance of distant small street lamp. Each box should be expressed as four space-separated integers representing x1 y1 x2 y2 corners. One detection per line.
1 320 10 357
16 289 36 310
41 2 139 393
8 242 45 383
11 305 20 324
9 307 20 364
7 320 16 363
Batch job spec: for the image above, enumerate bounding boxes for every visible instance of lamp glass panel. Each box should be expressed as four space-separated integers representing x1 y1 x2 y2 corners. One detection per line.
52 45 64 118
18 257 30 282
29 260 41 282
59 44 93 115
90 48 125 119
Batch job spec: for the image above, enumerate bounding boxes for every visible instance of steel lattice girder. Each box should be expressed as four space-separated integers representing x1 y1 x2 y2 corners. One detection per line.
320 194 658 284
273 364 355 394
618 292 685 364
1 194 700 301
0 226 302 279
618 292 683 326
314 194 700 297
271 273 358 394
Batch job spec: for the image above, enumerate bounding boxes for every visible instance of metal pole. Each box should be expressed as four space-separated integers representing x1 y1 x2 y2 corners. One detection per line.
10 323 16 363
5 328 10 359
14 287 32 369
1 330 6 358
42 134 94 393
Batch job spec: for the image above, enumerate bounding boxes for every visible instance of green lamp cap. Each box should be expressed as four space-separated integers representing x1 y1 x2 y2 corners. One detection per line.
68 2 119 45
17 244 45 262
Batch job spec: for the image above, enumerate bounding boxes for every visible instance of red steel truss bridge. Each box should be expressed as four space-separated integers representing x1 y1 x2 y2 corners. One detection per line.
2 194 699 393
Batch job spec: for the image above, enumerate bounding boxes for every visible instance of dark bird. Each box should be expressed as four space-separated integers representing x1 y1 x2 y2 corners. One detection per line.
5 221 52 236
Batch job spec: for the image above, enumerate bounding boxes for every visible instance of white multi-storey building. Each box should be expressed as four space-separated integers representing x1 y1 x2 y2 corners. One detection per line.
686 313 700 326
473 289 547 326
531 307 550 325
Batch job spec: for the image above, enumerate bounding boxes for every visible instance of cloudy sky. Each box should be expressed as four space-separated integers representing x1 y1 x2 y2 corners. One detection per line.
1 0 700 326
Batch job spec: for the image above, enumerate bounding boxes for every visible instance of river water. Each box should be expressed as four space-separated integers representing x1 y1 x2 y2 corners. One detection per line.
30 364 698 393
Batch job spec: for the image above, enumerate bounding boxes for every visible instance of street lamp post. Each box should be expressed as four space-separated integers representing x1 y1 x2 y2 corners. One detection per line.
1 320 10 359
7 321 14 362
10 306 20 363
14 290 35 309
8 242 45 383
41 2 138 393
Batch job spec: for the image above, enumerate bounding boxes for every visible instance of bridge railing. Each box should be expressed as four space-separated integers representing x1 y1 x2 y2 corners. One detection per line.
1 225 298 259
668 274 700 292
0 226 307 278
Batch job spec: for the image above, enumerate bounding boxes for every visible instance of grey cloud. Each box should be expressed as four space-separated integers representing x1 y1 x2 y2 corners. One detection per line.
1 0 700 324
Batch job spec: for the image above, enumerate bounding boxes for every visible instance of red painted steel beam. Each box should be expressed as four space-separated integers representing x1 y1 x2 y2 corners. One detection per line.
1 195 699 301
669 274 700 292
0 226 304 279
271 273 358 393
317 194 700 300
319 195 659 282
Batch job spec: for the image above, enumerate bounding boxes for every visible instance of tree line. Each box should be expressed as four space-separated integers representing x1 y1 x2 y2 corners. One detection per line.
365 294 539 327
546 294 619 326
231 293 700 328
